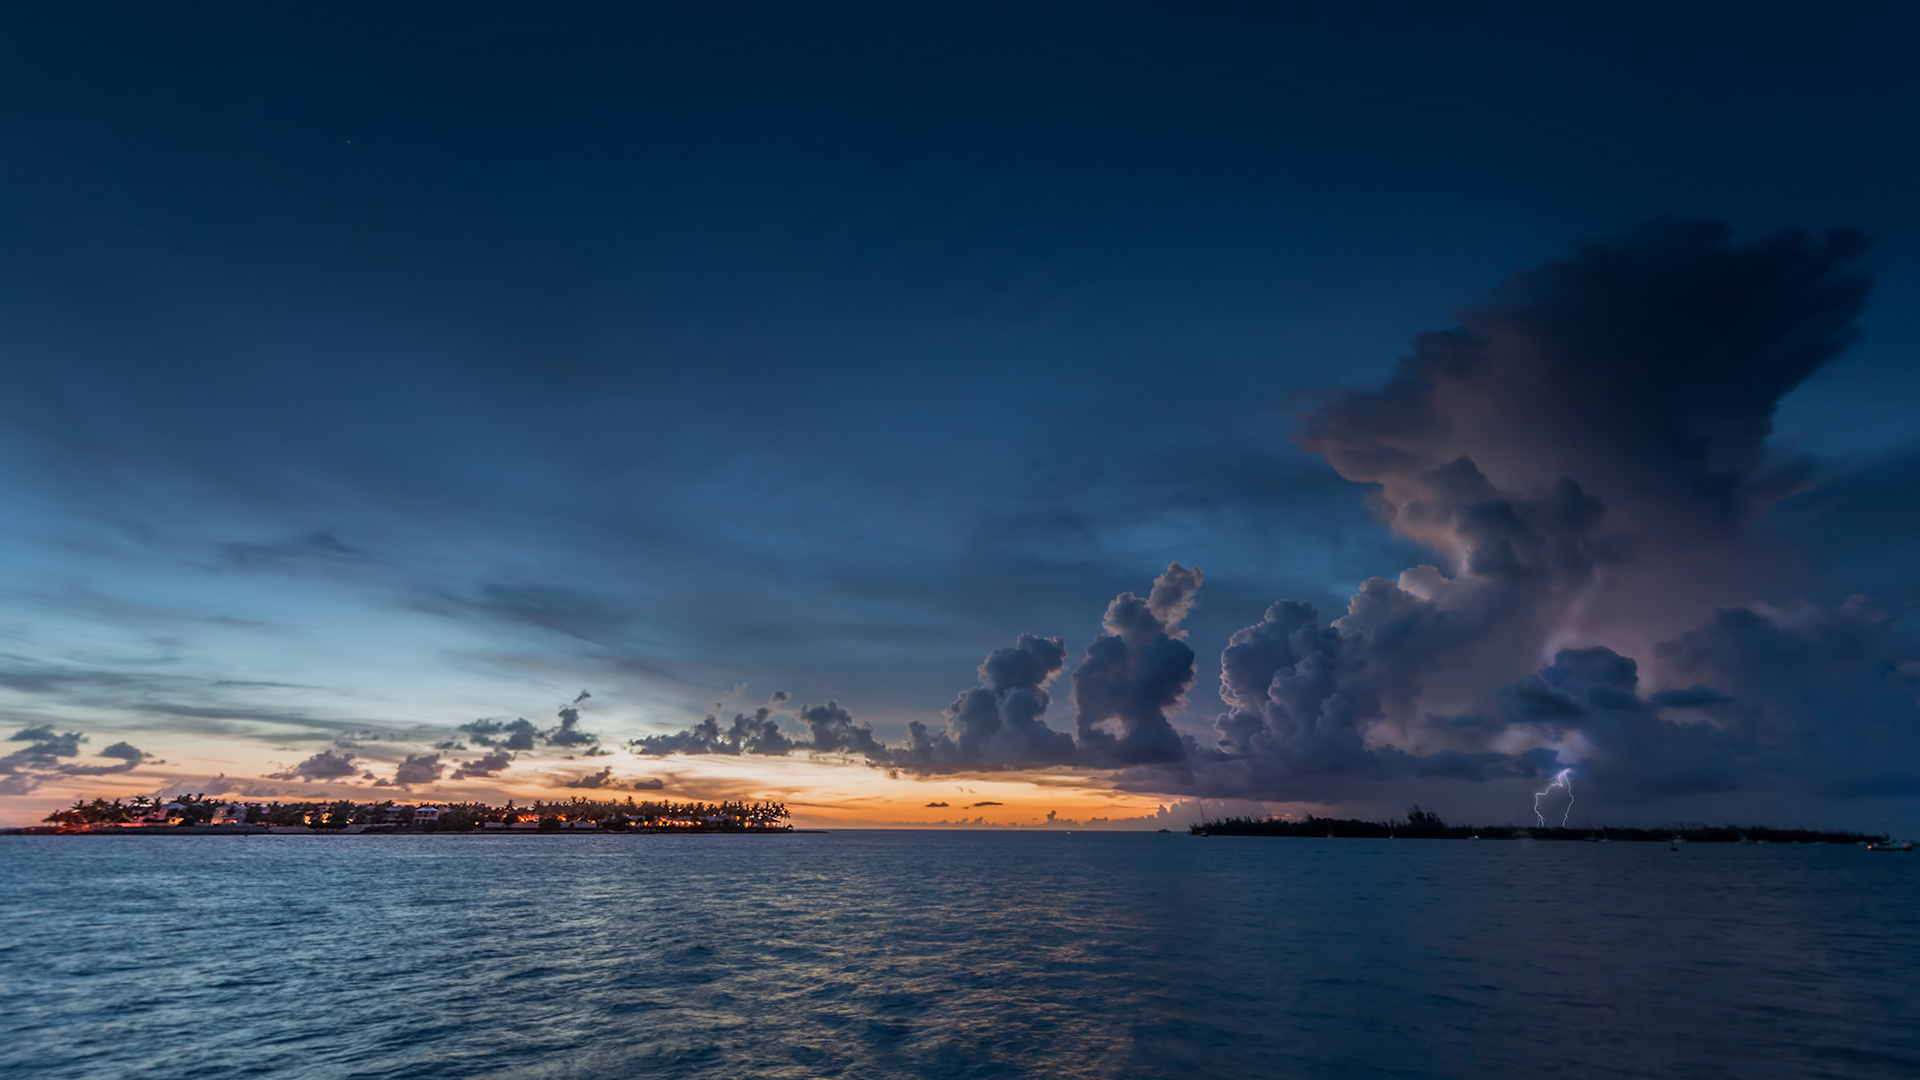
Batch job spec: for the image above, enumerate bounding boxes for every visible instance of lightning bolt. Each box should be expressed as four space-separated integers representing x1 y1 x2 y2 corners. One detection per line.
1533 768 1574 827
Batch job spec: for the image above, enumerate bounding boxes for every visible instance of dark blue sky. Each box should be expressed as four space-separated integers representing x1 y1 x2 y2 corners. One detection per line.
2 3 1916 823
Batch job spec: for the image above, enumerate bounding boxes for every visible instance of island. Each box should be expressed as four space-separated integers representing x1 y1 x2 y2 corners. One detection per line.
1191 805 1885 844
18 794 793 834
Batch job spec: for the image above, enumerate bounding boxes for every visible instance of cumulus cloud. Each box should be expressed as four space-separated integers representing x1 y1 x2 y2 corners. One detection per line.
547 705 598 748
1298 219 1868 647
3 726 83 769
560 766 615 789
459 697 603 755
377 753 445 789
449 749 513 780
97 741 146 762
630 776 665 790
266 748 361 781
630 565 1202 775
1116 220 1913 808
460 717 541 751
1070 563 1202 766
891 633 1075 771
796 701 887 758
0 726 153 794
607 221 1916 814
630 697 798 756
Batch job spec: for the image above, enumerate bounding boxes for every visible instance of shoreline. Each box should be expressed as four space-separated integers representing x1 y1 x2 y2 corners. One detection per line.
2 825 820 836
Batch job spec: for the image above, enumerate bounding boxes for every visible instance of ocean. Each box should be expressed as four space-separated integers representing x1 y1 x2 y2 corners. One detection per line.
2 831 1915 1079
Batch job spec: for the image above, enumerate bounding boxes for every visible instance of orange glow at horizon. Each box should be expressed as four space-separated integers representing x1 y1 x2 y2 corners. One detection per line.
0 748 1198 830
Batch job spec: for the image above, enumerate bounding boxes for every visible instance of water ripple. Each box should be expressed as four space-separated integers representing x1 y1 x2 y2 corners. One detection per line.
2 832 1916 1079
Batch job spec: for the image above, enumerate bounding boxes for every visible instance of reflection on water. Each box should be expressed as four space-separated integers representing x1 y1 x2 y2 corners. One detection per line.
2 832 1915 1079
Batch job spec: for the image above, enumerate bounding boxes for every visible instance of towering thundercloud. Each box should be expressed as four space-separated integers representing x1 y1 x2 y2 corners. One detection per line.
627 221 1918 813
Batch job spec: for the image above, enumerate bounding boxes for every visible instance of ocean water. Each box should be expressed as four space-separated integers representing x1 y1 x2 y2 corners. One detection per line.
2 831 1915 1080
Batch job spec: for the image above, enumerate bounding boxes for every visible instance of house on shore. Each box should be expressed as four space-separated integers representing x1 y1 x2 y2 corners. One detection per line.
379 805 446 827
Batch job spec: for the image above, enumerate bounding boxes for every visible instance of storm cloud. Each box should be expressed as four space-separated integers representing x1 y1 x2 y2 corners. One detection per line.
1124 220 1913 807
1070 563 1202 766
609 221 1915 813
891 633 1075 771
630 565 1203 775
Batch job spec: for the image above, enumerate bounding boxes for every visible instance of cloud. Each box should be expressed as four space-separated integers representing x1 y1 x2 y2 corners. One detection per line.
795 700 887 758
967 801 1002 807
458 698 603 756
629 690 891 761
449 749 513 780
1 725 82 769
267 748 360 781
1070 563 1202 766
630 776 665 790
95 741 146 762
459 717 542 751
222 530 368 572
1116 220 1911 806
629 565 1202 776
629 697 797 756
925 801 949 807
560 766 615 789
1296 218 1869 642
547 705 599 748
0 726 153 793
891 633 1076 771
587 222 1915 814
378 753 445 789
421 583 634 642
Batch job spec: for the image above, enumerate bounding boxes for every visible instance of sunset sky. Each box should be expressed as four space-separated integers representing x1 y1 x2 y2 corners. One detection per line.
3 4 1917 828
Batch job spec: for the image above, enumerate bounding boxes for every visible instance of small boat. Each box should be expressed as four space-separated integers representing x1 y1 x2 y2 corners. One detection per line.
1866 839 1914 851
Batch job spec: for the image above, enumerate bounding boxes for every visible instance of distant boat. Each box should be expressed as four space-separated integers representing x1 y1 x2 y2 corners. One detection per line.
1866 839 1914 851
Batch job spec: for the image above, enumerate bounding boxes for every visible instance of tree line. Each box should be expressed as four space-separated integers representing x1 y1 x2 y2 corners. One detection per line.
1191 805 1882 844
43 793 791 832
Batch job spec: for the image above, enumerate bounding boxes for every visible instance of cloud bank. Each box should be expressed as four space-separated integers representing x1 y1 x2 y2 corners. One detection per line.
633 563 1203 775
0 726 154 795
1137 220 1907 804
621 221 1917 813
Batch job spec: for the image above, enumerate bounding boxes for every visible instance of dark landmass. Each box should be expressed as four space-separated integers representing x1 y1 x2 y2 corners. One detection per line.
1192 806 1884 844
18 794 792 834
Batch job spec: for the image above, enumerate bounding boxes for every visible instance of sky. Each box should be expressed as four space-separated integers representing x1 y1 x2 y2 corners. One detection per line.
2 2 1917 829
